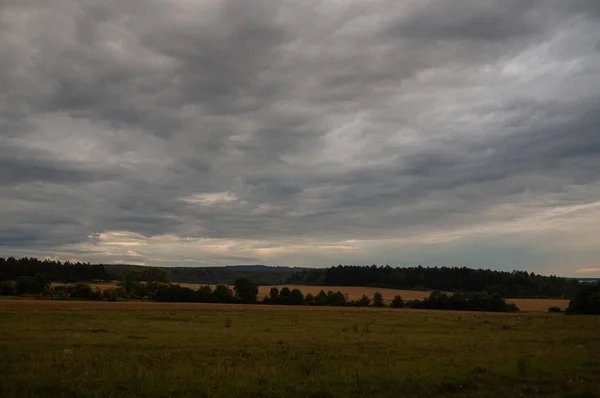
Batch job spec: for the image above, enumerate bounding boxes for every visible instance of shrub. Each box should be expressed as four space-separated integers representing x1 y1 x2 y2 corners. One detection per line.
372 292 384 307
288 289 305 305
566 282 600 315
212 284 235 303
233 278 259 303
0 280 17 296
278 287 291 304
69 283 94 299
264 287 279 304
404 291 518 312
305 293 315 305
197 285 213 302
15 273 49 295
314 290 328 306
390 295 404 308
103 289 118 302
325 291 347 306
353 294 371 307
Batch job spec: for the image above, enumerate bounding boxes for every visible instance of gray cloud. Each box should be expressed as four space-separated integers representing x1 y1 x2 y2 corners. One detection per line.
1 0 600 273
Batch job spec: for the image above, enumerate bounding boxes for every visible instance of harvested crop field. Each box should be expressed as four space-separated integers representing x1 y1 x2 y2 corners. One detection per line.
0 296 569 313
55 282 570 312
0 298 393 312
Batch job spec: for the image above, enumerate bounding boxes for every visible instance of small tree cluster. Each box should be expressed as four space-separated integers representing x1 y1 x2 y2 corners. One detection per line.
390 295 405 308
287 265 582 299
15 273 50 295
566 282 600 315
0 280 17 296
263 287 306 305
405 290 519 312
53 284 104 300
263 288 390 308
121 267 170 295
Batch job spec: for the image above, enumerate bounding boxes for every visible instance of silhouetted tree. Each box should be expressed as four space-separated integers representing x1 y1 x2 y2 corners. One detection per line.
288 289 305 305
212 284 235 303
566 282 600 314
372 292 384 307
286 265 582 298
390 295 404 308
233 278 259 303
0 280 16 296
268 287 280 303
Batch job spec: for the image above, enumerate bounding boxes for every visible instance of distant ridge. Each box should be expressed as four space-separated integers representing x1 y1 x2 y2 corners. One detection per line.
573 277 600 283
103 263 308 285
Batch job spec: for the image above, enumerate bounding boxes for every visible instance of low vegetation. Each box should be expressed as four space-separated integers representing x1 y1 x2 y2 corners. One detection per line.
566 282 600 315
1 257 585 299
288 265 583 298
0 271 521 312
0 307 598 397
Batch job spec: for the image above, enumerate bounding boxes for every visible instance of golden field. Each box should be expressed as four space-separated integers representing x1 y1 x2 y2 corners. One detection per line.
50 282 570 312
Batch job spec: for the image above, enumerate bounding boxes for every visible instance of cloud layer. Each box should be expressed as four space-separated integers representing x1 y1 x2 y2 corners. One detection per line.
1 0 600 275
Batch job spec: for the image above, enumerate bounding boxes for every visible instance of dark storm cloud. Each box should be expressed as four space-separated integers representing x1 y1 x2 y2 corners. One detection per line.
383 0 550 41
0 0 599 269
0 142 119 185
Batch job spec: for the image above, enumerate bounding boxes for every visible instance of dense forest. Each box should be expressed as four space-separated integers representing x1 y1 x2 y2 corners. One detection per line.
0 257 585 299
0 258 297 285
0 257 108 282
104 264 298 285
286 265 583 298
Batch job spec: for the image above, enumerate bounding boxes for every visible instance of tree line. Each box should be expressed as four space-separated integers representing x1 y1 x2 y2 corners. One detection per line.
287 265 582 298
2 257 583 299
0 257 108 282
0 270 520 312
4 267 600 314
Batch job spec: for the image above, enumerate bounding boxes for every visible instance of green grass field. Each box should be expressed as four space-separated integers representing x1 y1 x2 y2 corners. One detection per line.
1 306 599 398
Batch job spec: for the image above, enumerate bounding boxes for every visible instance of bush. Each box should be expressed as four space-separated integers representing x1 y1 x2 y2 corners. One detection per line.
103 289 118 302
233 278 259 303
69 283 94 299
326 291 347 306
288 289 305 305
197 285 213 302
352 294 371 307
0 280 17 296
390 295 404 308
212 284 235 303
264 287 280 304
566 282 600 315
15 273 50 295
548 306 562 313
372 292 384 307
305 293 315 305
405 291 518 312
314 290 328 306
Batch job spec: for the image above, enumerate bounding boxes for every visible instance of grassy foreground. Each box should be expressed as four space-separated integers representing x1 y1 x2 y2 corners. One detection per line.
0 306 599 398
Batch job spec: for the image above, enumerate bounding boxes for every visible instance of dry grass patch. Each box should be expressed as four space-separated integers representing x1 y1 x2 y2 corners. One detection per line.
51 282 569 312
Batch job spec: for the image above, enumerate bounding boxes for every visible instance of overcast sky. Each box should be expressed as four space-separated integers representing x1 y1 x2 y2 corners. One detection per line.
1 0 600 275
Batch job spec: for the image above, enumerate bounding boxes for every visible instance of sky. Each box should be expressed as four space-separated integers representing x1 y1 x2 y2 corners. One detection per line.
1 0 600 276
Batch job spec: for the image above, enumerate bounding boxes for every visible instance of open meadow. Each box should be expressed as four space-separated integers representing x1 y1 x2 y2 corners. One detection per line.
1 299 599 398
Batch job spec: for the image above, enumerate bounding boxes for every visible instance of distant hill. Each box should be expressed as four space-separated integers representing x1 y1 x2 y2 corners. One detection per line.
287 265 585 299
3 257 593 298
574 278 600 283
103 264 306 285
